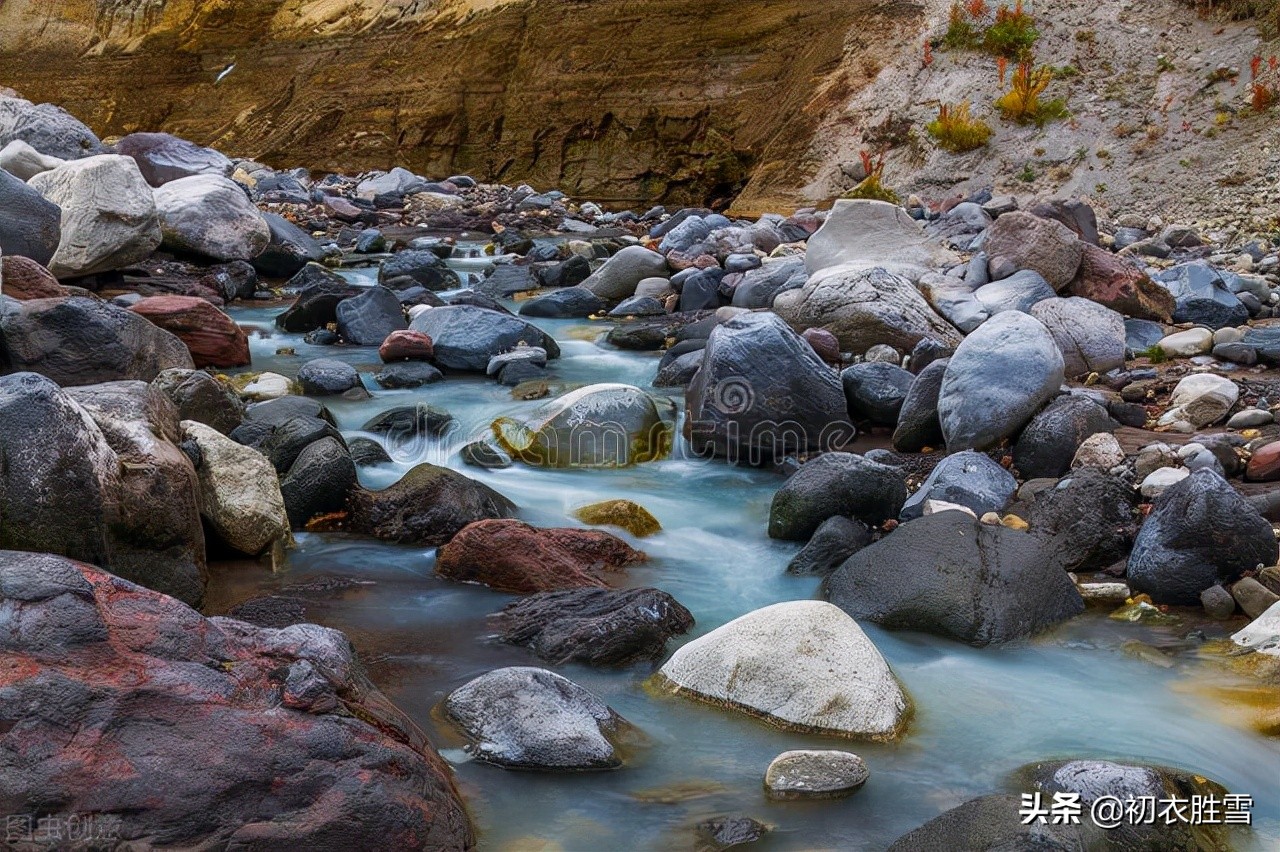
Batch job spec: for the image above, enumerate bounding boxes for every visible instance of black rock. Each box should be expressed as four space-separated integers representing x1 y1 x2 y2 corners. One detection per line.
1155 261 1248 330
460 440 512 469
728 257 807 309
377 250 460 290
275 265 360 331
348 436 392 466
1013 395 1117 480
334 285 407 345
695 816 769 850
534 254 591 288
768 452 907 540
243 395 331 427
518 287 606 318
842 362 914 426
492 587 694 665
786 515 873 575
825 511 1085 645
304 328 339 345
1025 468 1138 573
410 304 559 371
907 338 953 373
348 463 515 545
375 362 443 389
891 358 948 452
887 794 1100 851
280 436 357 527
653 350 703 387
678 269 724 312
1127 469 1277 605
362 404 454 439
608 295 667 317
150 368 244 435
478 264 538 298
899 450 1016 521
297 358 361 395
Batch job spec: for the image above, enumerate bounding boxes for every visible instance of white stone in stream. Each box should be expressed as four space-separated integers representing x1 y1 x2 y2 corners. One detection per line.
804 199 959 278
181 420 290 556
1077 582 1131 606
1158 328 1213 358
764 750 870 800
1156 373 1239 430
1231 600 1280 657
239 372 293 401
153 174 271 261
1139 466 1190 499
28 154 162 278
657 600 908 739
1072 432 1125 470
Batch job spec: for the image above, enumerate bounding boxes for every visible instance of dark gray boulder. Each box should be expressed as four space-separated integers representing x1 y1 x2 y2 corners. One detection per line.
768 452 907 540
0 169 61 266
254 213 326 278
348 462 515 545
518 287 606 318
729 257 807 308
841 362 914 426
113 132 234 187
297 358 361 395
275 265 360 331
0 100 102 159
1155 261 1248 329
887 794 1100 851
335 285 406 345
786 515 873 575
1013 394 1117 480
1127 469 1277 605
824 511 1085 645
891 358 947 452
409 304 559 371
150 368 244 435
492 587 694 665
444 667 629 769
378 250 460 290
280 436 357 527
899 451 1016 521
375 362 443 388
1025 468 1138 573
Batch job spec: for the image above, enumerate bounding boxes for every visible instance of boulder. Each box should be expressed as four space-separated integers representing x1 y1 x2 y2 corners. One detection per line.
378 249 461 290
444 667 629 770
0 255 67 299
891 358 948 452
984 210 1083 290
254 213 326 278
729 256 807 308
1026 468 1138 573
150 368 244 434
1 295 193 385
28 154 162 278
1028 296 1126 377
379 328 434 361
279 436 357 527
973 269 1056 314
153 174 270 262
518 286 607 318
685 312 855 464
1029 199 1099 245
0 168 61 266
774 265 962 354
768 452 907 540
297 358 362 395
182 420 291 556
579 245 668 301
335 285 407 345
493 383 673 467
0 551 474 849
1013 395 1117 480
804 199 958 278
492 587 694 665
764 750 870 800
114 132 234 186
409 304 559 371
1155 261 1249 329
899 451 1017 522
1127 469 1277 605
572 499 662 537
825 511 1085 645
786 515 873 575
128 295 251 368
0 138 63 180
356 167 428 201
0 99 102 159
275 265 361 331
841 362 914 426
361 404 454 441
888 795 1100 850
435 519 645 593
937 311 1065 452
657 600 909 739
347 462 515 545
1066 243 1174 322
375 361 443 388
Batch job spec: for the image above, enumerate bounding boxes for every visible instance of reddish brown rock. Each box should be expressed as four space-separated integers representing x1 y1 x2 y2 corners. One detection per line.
802 327 841 363
1246 441 1280 482
0 550 474 850
323 195 364 222
436 518 647 594
130 295 251 367
380 329 435 362
1 255 70 299
1066 243 1174 322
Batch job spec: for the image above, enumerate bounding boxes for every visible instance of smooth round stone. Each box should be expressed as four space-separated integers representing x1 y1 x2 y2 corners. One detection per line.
1213 326 1246 346
1229 408 1274 429
764 750 869 800
1158 328 1213 358
1139 466 1190 499
1072 432 1125 470
1246 441 1280 482
1201 584 1237 620
864 344 902 364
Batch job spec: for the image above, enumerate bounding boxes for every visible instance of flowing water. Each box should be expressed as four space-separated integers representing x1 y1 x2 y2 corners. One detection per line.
209 250 1280 850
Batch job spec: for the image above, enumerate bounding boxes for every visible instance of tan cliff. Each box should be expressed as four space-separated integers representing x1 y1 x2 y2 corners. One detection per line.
0 0 1276 226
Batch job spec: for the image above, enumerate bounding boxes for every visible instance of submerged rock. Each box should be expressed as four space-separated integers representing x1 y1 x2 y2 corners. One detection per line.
0 550 473 849
492 587 693 665
657 600 909 739
764 750 869 800
436 519 645 593
825 511 1085 645
572 499 662 536
444 667 630 770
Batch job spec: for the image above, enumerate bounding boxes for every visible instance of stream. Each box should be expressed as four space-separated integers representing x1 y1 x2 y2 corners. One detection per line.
207 249 1280 850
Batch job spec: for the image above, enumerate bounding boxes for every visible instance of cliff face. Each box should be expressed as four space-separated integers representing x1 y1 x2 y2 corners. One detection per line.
0 0 921 210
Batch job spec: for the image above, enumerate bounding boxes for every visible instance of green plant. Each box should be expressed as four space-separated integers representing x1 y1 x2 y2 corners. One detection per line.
984 1 1039 58
926 101 994 152
1156 55 1176 72
1017 162 1037 182
1141 344 1168 363
943 3 980 49
995 61 1069 124
844 151 901 203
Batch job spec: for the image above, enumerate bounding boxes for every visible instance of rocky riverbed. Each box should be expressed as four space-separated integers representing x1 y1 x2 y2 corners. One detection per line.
2 93 1280 849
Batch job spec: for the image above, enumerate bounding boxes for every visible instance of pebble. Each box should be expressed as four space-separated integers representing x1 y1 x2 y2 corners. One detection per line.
1139 466 1190 499
764 750 869 800
1158 328 1213 358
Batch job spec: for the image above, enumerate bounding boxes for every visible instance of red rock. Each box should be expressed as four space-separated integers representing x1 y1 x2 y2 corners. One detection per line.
1 255 70 300
436 518 647 594
802 327 841 363
1246 441 1280 482
1066 243 1174 322
129 295 250 368
380 329 434 362
0 550 474 850
322 195 363 222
